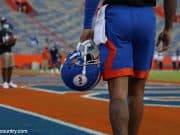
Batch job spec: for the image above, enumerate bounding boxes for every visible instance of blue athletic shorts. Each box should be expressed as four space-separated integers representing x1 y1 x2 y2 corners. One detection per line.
100 5 156 80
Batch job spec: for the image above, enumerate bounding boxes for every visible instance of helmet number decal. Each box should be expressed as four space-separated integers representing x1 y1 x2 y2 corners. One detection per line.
73 74 87 87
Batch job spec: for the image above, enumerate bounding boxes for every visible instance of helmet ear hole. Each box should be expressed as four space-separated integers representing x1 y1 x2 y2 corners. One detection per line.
86 53 94 63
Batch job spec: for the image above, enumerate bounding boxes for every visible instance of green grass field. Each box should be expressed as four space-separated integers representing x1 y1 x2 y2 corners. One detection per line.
148 70 180 83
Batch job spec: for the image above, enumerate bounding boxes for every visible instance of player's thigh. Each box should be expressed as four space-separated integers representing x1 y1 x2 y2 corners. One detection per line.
8 52 14 67
1 52 10 68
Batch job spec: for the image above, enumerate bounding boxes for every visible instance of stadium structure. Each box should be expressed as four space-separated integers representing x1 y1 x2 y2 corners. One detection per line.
0 0 179 69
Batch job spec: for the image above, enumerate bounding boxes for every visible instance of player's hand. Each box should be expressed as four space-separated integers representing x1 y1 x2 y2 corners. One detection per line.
80 29 94 42
156 30 172 52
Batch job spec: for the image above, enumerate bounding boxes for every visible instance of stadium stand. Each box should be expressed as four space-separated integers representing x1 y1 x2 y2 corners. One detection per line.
0 0 179 69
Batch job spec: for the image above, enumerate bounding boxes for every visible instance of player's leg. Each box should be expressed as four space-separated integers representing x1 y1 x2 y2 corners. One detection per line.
108 77 129 135
127 7 156 135
128 77 146 135
45 59 49 72
6 53 13 83
7 67 13 83
1 68 8 82
100 5 134 135
41 60 45 71
1 53 9 88
7 53 17 88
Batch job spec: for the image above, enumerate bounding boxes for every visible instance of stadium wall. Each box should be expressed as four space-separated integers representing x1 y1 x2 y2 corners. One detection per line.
0 54 176 70
0 54 66 69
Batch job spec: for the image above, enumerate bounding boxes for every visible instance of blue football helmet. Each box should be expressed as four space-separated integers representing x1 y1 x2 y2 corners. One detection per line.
61 40 101 91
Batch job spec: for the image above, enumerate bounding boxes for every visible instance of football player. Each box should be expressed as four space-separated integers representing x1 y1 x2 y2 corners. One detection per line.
80 0 176 135
0 17 17 89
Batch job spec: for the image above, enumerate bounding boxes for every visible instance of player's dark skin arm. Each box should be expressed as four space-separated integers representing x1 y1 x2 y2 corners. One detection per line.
156 0 177 52
80 29 94 42
164 0 176 31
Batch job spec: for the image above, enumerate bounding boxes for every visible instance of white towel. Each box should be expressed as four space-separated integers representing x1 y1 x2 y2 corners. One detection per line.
93 5 108 45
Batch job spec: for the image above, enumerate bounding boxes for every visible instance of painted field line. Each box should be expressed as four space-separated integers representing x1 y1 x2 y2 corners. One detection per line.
0 104 107 135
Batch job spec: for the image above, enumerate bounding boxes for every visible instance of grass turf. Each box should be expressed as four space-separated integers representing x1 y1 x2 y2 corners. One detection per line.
148 70 180 82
